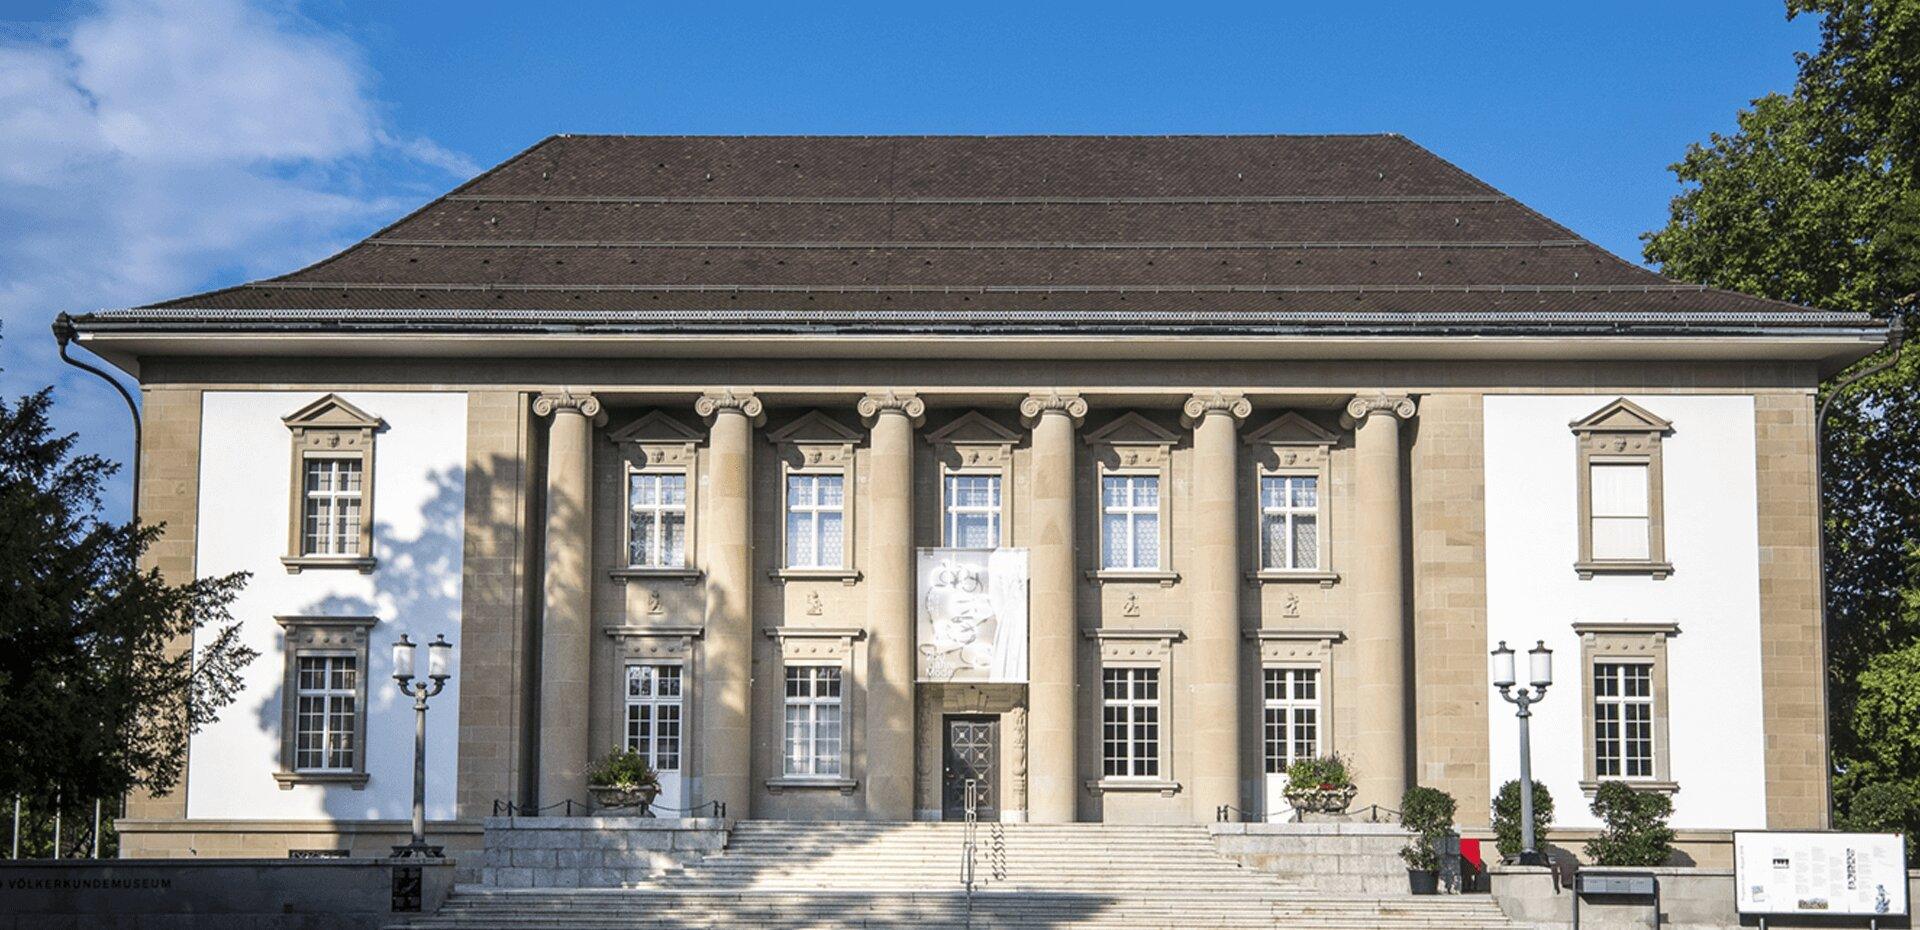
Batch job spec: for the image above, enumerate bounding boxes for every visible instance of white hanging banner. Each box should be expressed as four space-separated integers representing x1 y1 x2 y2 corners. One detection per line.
916 548 1029 683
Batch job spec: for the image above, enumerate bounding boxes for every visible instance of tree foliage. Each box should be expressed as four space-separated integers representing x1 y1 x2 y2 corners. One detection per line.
0 385 254 817
1643 0 1920 827
1491 779 1555 860
1584 782 1677 867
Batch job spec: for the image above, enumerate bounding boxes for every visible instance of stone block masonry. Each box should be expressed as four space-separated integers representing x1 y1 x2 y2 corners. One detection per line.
478 817 728 888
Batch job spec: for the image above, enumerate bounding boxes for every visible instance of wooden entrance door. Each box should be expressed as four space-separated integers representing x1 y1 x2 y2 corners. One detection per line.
941 715 999 821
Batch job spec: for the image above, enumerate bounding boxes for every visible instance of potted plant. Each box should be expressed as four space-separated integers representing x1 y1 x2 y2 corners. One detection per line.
1283 754 1358 814
1399 786 1457 894
586 749 660 814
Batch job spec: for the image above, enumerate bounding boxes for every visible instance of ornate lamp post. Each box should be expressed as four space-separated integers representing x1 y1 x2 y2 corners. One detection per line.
1492 639 1553 866
391 634 452 858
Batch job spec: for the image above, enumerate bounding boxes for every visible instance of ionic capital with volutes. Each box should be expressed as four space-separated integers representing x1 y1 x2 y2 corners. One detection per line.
1341 393 1417 429
1181 391 1253 428
694 389 766 426
1019 390 1088 428
532 390 606 426
857 390 926 427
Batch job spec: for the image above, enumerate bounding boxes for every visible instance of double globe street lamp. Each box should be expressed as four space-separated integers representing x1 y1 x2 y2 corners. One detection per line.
1491 639 1553 867
391 633 453 859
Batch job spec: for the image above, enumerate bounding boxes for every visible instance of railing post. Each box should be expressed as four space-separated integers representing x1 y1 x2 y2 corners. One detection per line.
91 799 100 858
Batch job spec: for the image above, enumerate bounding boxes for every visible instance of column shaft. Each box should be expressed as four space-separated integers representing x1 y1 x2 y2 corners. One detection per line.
1349 394 1415 809
1023 393 1086 823
697 392 761 819
1186 393 1250 820
534 392 601 808
861 392 923 820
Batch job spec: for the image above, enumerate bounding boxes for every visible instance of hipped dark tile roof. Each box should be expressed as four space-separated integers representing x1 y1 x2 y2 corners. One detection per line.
123 135 1843 324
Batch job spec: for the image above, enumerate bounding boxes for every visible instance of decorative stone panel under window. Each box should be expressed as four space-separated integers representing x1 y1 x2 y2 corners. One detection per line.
1570 398 1674 579
1575 621 1679 795
281 394 382 573
1243 411 1341 585
273 615 376 788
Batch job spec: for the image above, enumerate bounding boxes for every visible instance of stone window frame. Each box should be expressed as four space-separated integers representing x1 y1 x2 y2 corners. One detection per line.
1243 412 1342 586
1575 621 1680 796
767 411 862 583
925 410 1021 549
1082 628 1184 796
1083 412 1180 586
607 412 704 583
280 394 382 574
763 626 865 794
602 624 702 781
272 615 377 789
1248 629 1344 780
1571 398 1674 580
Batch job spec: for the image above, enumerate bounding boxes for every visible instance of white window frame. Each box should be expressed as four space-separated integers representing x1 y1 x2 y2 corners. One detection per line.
784 471 847 570
1592 660 1656 780
293 652 359 773
1099 472 1162 571
625 662 684 774
1262 666 1321 774
1101 665 1162 779
1258 473 1322 572
626 470 690 569
942 472 1003 548
782 664 845 777
301 455 365 558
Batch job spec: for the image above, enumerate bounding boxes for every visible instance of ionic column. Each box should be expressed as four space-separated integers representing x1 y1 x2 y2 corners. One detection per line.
1020 390 1088 823
1184 391 1252 821
533 390 605 808
859 390 925 821
1344 392 1417 809
695 390 764 820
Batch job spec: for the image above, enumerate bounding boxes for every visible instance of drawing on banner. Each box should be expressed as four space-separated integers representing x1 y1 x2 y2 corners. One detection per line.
917 548 1029 683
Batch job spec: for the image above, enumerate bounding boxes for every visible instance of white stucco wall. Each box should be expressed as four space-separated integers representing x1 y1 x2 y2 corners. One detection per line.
186 391 467 821
1483 394 1766 831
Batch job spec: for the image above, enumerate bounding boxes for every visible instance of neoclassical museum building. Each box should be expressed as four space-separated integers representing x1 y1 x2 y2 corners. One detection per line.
71 136 1887 863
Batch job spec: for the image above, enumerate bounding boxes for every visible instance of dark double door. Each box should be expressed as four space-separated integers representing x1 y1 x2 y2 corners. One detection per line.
941 715 999 821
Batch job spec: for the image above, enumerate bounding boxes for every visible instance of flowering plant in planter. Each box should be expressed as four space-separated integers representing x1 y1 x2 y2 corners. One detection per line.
1283 754 1358 813
586 749 660 813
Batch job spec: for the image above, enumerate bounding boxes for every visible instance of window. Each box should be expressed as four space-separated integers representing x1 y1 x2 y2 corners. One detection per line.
1262 668 1320 774
627 473 689 567
783 665 843 777
302 458 364 557
1571 398 1672 579
294 655 358 771
274 615 375 788
1593 662 1655 779
625 664 683 773
784 473 845 569
1589 464 1650 561
1101 667 1161 778
1259 475 1320 571
1100 475 1161 570
943 474 1002 547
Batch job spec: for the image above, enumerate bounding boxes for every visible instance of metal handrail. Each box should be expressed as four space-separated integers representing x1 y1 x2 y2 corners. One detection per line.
961 779 979 893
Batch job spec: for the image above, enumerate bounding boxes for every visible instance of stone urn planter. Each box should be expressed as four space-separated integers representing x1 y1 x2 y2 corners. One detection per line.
1283 784 1359 814
589 782 660 814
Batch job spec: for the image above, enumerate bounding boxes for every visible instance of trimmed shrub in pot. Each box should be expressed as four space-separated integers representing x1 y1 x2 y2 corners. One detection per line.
1399 786 1457 894
1283 753 1358 814
586 748 660 814
1584 781 1676 866
1491 779 1555 861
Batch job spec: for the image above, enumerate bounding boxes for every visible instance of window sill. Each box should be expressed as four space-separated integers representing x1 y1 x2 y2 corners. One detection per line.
281 556 376 575
1579 779 1678 797
1247 570 1340 587
765 776 858 795
274 771 369 790
1085 570 1180 587
770 568 862 585
1574 561 1673 581
1084 778 1181 797
610 566 703 584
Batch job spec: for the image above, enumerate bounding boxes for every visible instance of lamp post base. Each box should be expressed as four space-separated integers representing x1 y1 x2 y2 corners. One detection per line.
1515 850 1550 867
391 841 445 859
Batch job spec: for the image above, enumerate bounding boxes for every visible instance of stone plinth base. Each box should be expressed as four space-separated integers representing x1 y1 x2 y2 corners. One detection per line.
0 857 454 930
1210 821 1422 895
479 816 727 888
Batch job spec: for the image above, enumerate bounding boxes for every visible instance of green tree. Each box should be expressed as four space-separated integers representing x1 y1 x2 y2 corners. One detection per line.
0 383 254 855
1491 779 1555 860
1642 0 1920 828
1584 782 1677 867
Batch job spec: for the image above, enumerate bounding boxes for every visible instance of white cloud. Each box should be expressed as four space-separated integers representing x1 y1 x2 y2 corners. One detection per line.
0 0 474 519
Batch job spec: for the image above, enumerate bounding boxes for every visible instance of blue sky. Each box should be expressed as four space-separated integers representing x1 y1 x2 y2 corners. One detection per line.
1 0 1817 518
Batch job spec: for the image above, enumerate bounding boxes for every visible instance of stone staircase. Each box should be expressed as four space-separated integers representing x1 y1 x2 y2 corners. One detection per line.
402 820 1521 929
